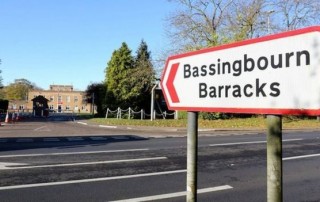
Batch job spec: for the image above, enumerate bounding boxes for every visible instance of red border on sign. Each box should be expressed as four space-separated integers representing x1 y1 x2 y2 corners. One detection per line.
160 26 320 115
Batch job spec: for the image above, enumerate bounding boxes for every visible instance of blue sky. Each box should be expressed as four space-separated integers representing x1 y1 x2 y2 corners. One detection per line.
0 0 175 90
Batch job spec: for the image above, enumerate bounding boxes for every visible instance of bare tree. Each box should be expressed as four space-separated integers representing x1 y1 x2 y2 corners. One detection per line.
160 0 320 70
165 0 320 52
225 0 267 41
165 0 274 53
166 0 234 53
268 0 320 32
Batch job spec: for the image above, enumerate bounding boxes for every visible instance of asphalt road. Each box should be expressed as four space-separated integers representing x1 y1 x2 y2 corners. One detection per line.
0 118 319 202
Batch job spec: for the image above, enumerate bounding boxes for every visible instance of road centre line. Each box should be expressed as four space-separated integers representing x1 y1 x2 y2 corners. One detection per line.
209 138 302 147
0 169 186 190
109 185 233 202
0 148 149 158
1 157 167 170
283 153 320 161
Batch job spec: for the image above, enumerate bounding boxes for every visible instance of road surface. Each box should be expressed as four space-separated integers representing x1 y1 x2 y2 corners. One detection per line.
0 118 319 201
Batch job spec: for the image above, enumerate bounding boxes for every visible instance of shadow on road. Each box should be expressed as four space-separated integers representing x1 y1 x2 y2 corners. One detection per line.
0 135 148 152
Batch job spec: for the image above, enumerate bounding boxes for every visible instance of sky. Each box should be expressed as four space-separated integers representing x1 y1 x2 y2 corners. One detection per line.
0 0 175 90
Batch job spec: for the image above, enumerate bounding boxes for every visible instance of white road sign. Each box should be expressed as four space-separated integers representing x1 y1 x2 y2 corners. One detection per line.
160 26 320 115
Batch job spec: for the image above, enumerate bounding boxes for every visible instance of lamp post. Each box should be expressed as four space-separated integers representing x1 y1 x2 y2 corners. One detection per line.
150 78 160 121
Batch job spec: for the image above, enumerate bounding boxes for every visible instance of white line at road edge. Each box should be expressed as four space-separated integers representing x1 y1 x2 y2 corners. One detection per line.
109 185 233 202
283 153 320 161
77 122 87 125
0 149 149 158
1 157 167 170
209 138 302 147
0 170 186 190
34 126 49 131
99 125 117 128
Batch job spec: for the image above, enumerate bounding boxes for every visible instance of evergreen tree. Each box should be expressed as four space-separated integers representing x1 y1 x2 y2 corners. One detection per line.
104 41 156 110
129 40 155 110
105 42 134 108
85 82 107 116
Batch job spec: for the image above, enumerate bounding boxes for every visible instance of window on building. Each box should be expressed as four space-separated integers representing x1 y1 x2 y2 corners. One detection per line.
67 96 71 103
66 105 70 110
49 105 54 110
50 96 54 102
58 95 62 103
74 96 78 102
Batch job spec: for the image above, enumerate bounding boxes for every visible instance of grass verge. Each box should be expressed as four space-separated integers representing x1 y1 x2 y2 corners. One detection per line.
88 116 320 130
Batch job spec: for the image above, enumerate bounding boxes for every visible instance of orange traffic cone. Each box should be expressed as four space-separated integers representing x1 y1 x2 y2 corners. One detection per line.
5 112 10 123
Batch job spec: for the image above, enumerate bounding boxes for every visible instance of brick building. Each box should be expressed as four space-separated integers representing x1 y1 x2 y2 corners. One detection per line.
8 85 93 114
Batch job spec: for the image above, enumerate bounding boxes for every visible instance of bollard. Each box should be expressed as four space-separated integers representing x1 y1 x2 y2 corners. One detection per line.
128 107 131 119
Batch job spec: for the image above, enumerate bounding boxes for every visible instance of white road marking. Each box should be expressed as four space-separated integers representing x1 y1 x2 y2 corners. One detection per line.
0 139 8 143
66 137 84 141
0 157 167 170
109 185 233 202
283 153 320 161
16 138 34 143
77 122 87 125
209 138 302 147
0 162 28 170
0 169 186 190
99 125 117 128
43 138 60 142
34 126 51 131
90 137 108 141
0 148 149 158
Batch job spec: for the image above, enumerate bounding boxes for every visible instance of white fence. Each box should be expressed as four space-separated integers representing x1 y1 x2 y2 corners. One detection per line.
105 107 177 120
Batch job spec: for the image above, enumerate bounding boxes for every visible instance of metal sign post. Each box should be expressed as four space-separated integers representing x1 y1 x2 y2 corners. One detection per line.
187 112 198 202
267 115 283 202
